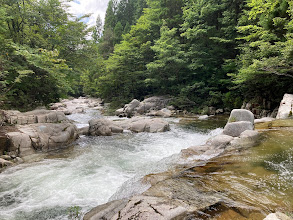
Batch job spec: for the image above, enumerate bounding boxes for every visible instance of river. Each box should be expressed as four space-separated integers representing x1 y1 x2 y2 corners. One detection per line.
0 110 222 220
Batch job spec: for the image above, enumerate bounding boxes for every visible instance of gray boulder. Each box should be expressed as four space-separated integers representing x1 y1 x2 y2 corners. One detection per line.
125 99 140 115
5 123 78 157
89 118 170 136
89 119 114 136
4 110 68 125
128 118 170 133
6 132 34 156
146 108 172 118
115 96 172 116
276 93 293 119
207 134 234 148
89 119 124 136
223 121 254 137
228 109 254 124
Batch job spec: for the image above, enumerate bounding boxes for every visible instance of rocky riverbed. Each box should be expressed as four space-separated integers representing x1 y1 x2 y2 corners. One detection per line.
0 95 293 220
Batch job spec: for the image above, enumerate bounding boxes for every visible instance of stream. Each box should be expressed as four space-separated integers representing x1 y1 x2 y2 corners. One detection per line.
0 109 292 219
0 110 222 220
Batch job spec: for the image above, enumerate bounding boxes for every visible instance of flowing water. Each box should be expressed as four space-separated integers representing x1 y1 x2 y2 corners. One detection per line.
0 111 223 220
186 128 293 219
1 110 292 220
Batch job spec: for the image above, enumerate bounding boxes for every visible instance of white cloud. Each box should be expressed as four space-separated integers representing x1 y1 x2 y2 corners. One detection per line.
65 0 109 27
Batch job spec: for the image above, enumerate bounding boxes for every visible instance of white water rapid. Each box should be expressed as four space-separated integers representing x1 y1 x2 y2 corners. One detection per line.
0 110 222 220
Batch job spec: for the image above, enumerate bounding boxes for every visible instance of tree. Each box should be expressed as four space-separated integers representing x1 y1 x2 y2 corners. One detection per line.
92 15 103 43
235 0 293 107
180 0 244 108
146 21 187 94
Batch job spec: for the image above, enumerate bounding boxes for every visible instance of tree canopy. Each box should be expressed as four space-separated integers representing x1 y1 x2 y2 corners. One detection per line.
1 0 292 112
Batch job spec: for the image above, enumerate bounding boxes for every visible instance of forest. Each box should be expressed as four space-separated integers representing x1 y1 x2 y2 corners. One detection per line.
1 0 293 113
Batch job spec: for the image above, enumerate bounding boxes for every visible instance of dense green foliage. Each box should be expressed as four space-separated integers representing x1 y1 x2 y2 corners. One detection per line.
1 0 293 112
0 0 98 109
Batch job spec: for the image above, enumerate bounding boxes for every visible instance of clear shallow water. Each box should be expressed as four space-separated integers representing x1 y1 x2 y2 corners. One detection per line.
0 111 221 220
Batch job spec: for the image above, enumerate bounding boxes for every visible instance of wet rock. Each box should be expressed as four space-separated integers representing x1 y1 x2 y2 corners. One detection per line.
0 158 13 168
239 130 259 141
264 212 293 220
5 123 78 156
180 145 212 158
78 126 89 135
89 118 170 136
276 93 293 119
14 157 24 163
207 135 234 148
128 118 170 133
84 199 128 220
6 132 34 156
0 155 12 160
223 121 254 137
89 119 113 136
198 115 209 120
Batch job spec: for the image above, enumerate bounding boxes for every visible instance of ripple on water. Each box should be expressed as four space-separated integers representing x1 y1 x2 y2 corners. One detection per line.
0 120 221 220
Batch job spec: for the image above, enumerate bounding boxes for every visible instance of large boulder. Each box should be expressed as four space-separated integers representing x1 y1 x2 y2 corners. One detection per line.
228 109 254 124
223 109 255 137
5 123 78 156
115 96 172 117
88 118 170 136
129 118 170 133
207 134 234 148
276 93 293 119
89 119 123 136
223 121 254 137
124 99 140 116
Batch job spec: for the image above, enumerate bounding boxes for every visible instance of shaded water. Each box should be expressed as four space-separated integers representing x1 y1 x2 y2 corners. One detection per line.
0 112 222 220
186 128 293 219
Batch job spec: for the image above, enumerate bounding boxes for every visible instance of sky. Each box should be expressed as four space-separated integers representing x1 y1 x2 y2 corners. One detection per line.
66 0 110 27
